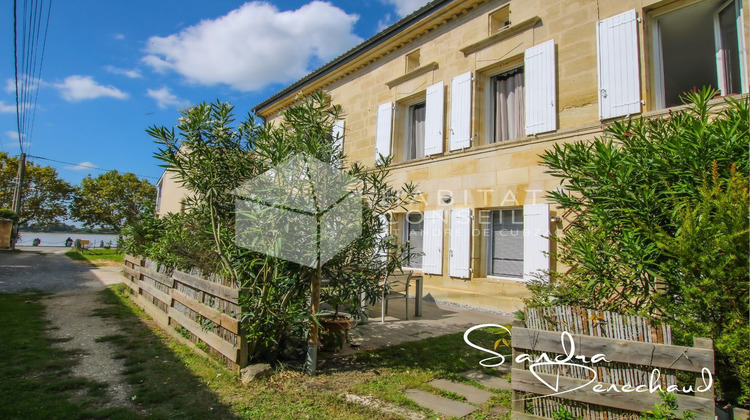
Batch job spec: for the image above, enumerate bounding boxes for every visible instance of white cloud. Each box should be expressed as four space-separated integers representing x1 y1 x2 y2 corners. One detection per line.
64 161 96 171
3 131 30 150
105 65 142 79
146 86 189 109
381 0 430 17
0 101 16 113
53 75 129 102
142 1 363 92
114 33 125 40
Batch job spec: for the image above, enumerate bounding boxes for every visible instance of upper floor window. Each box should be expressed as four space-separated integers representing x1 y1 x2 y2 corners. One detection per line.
653 0 746 108
490 67 524 143
489 5 510 34
406 102 426 160
405 49 421 72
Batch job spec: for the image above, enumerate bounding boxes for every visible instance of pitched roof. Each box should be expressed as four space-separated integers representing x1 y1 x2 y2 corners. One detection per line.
251 0 453 115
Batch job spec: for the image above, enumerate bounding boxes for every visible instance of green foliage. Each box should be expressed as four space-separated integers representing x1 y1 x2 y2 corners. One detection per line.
0 152 74 225
141 92 416 362
70 170 157 232
641 391 696 420
552 407 582 420
528 88 749 405
0 208 18 221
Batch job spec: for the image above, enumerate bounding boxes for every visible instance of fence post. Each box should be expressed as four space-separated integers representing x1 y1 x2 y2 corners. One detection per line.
512 319 526 414
693 337 714 401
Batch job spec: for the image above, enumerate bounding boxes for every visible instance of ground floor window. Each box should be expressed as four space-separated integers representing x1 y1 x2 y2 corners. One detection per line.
486 208 524 278
404 212 424 269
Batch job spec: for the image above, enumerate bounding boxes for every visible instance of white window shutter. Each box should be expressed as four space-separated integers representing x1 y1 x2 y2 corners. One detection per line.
449 72 472 150
424 81 444 156
449 208 471 278
597 9 641 120
525 39 557 135
422 210 444 275
375 102 393 164
523 203 549 282
332 120 345 151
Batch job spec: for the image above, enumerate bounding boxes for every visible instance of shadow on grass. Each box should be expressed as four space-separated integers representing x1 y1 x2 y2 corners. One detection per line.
0 291 137 419
325 327 510 378
93 285 237 419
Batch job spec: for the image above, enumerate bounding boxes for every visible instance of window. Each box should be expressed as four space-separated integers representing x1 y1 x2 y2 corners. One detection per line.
486 209 524 278
489 6 510 34
405 49 421 72
653 0 746 108
155 179 163 213
490 67 524 143
478 204 550 282
404 212 424 268
405 102 426 160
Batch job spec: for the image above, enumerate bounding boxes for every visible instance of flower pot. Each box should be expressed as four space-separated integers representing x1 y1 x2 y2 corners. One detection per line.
318 314 353 353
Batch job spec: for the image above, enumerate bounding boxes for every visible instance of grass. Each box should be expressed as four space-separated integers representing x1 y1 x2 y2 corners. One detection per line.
64 248 124 266
0 292 138 419
1 283 512 419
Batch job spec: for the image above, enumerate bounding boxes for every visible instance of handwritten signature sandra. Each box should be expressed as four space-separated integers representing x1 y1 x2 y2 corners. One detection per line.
463 324 713 398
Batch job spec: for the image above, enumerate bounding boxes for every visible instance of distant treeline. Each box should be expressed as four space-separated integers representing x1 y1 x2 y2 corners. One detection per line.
20 223 117 234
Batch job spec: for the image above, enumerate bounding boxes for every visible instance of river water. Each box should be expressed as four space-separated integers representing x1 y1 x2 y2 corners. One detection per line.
17 232 119 247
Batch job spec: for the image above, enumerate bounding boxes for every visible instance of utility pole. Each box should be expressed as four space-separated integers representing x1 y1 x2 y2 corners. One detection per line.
10 152 26 249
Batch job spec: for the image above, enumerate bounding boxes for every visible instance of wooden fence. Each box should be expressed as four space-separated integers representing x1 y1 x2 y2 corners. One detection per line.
122 255 247 371
511 306 715 419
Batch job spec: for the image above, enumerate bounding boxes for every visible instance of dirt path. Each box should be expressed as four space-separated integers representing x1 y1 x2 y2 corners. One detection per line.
0 247 135 409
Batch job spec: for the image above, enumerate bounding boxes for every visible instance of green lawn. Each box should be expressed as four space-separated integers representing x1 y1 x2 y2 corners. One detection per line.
64 248 124 266
0 284 512 419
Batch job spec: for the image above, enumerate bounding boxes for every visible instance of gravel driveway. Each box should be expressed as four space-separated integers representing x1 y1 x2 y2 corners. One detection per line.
0 247 135 409
0 247 122 293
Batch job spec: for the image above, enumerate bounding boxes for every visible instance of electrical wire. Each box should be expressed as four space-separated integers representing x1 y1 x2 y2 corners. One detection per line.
14 0 53 154
26 154 160 180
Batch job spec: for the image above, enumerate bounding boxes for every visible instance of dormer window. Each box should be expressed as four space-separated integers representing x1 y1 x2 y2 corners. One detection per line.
489 6 510 34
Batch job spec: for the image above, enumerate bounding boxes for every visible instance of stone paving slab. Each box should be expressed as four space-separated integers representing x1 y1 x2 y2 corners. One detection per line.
428 379 494 404
458 370 512 390
405 389 477 418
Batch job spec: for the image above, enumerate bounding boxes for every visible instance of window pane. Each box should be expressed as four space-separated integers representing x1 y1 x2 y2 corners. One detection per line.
658 3 718 107
408 103 426 159
406 213 424 268
490 209 523 278
492 68 524 142
719 2 741 95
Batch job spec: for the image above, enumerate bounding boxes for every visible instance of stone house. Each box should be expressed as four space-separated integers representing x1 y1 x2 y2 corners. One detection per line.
167 0 750 312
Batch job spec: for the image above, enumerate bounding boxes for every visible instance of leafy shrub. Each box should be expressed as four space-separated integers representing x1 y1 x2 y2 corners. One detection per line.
0 208 19 222
528 88 749 405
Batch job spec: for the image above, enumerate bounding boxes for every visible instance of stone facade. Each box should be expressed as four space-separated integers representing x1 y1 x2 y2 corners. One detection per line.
255 0 750 312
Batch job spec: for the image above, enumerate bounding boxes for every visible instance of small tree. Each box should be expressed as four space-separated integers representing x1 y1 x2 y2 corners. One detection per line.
528 88 749 405
144 93 416 371
70 170 157 232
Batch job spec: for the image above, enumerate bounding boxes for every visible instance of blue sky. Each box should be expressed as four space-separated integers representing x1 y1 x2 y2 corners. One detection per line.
0 0 429 185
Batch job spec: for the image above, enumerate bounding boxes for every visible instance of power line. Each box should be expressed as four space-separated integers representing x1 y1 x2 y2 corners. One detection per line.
26 154 160 180
14 0 53 154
